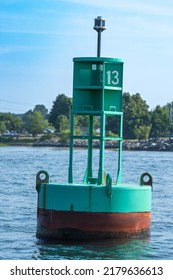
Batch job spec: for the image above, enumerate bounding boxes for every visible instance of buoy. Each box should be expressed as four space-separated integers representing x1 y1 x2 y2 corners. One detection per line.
36 17 152 240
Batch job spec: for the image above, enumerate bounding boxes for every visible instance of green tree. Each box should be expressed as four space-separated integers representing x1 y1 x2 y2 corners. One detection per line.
49 94 72 131
133 125 151 140
25 111 49 136
75 115 88 129
58 115 70 131
123 92 151 139
0 113 23 132
57 115 70 143
105 115 119 135
105 93 151 139
33 104 48 117
150 105 170 137
0 120 6 133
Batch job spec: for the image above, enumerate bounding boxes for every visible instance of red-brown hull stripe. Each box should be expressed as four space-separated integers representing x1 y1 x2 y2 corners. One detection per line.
37 208 151 239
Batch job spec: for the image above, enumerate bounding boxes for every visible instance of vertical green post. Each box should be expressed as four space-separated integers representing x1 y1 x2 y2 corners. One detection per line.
117 113 123 184
68 112 74 183
87 116 93 179
98 112 105 185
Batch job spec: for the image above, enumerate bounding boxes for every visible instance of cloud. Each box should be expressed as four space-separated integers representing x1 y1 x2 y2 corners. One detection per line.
0 28 61 35
63 0 173 17
123 15 173 37
0 45 45 55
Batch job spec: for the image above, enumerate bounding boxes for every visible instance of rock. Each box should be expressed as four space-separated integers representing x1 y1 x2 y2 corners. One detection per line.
33 138 173 151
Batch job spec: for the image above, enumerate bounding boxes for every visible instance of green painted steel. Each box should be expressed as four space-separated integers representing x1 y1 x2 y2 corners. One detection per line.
36 56 152 222
37 183 151 213
69 57 124 185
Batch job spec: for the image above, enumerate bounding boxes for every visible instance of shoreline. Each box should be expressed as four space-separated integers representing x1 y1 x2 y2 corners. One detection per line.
1 137 173 151
33 137 173 151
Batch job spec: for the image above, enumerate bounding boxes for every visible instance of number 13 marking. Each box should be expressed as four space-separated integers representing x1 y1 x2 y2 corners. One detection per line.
107 70 119 85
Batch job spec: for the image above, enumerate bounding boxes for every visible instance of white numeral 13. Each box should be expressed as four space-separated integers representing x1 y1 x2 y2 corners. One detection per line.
107 70 119 85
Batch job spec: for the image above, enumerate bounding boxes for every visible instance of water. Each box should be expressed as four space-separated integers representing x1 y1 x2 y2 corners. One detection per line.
0 146 172 260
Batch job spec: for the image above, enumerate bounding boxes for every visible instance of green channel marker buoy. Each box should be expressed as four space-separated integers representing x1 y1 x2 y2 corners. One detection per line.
36 16 152 240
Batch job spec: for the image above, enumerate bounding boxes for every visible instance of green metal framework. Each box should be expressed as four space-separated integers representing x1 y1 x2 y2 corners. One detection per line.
68 57 124 185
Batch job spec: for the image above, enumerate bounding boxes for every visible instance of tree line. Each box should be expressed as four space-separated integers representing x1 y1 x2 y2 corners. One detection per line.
0 93 172 140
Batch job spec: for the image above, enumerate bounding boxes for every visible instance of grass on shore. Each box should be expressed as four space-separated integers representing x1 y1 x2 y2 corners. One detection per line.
0 136 35 146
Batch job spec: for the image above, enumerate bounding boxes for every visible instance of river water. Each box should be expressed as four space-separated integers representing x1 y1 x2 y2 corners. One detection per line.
0 146 172 260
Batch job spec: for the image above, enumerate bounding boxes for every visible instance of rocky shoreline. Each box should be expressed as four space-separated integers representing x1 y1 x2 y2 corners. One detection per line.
33 137 173 151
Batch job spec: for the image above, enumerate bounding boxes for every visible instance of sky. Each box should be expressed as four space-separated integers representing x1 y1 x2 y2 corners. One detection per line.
0 0 173 114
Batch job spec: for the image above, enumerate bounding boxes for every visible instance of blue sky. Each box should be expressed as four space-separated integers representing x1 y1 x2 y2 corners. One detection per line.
0 0 173 113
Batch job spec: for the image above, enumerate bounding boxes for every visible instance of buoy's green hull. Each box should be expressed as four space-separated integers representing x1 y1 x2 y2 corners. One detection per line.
36 183 151 239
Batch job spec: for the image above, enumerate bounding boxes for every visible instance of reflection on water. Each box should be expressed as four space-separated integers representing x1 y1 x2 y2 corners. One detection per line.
33 236 153 260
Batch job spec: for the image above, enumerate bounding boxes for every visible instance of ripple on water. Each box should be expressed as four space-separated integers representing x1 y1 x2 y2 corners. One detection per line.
0 147 173 259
